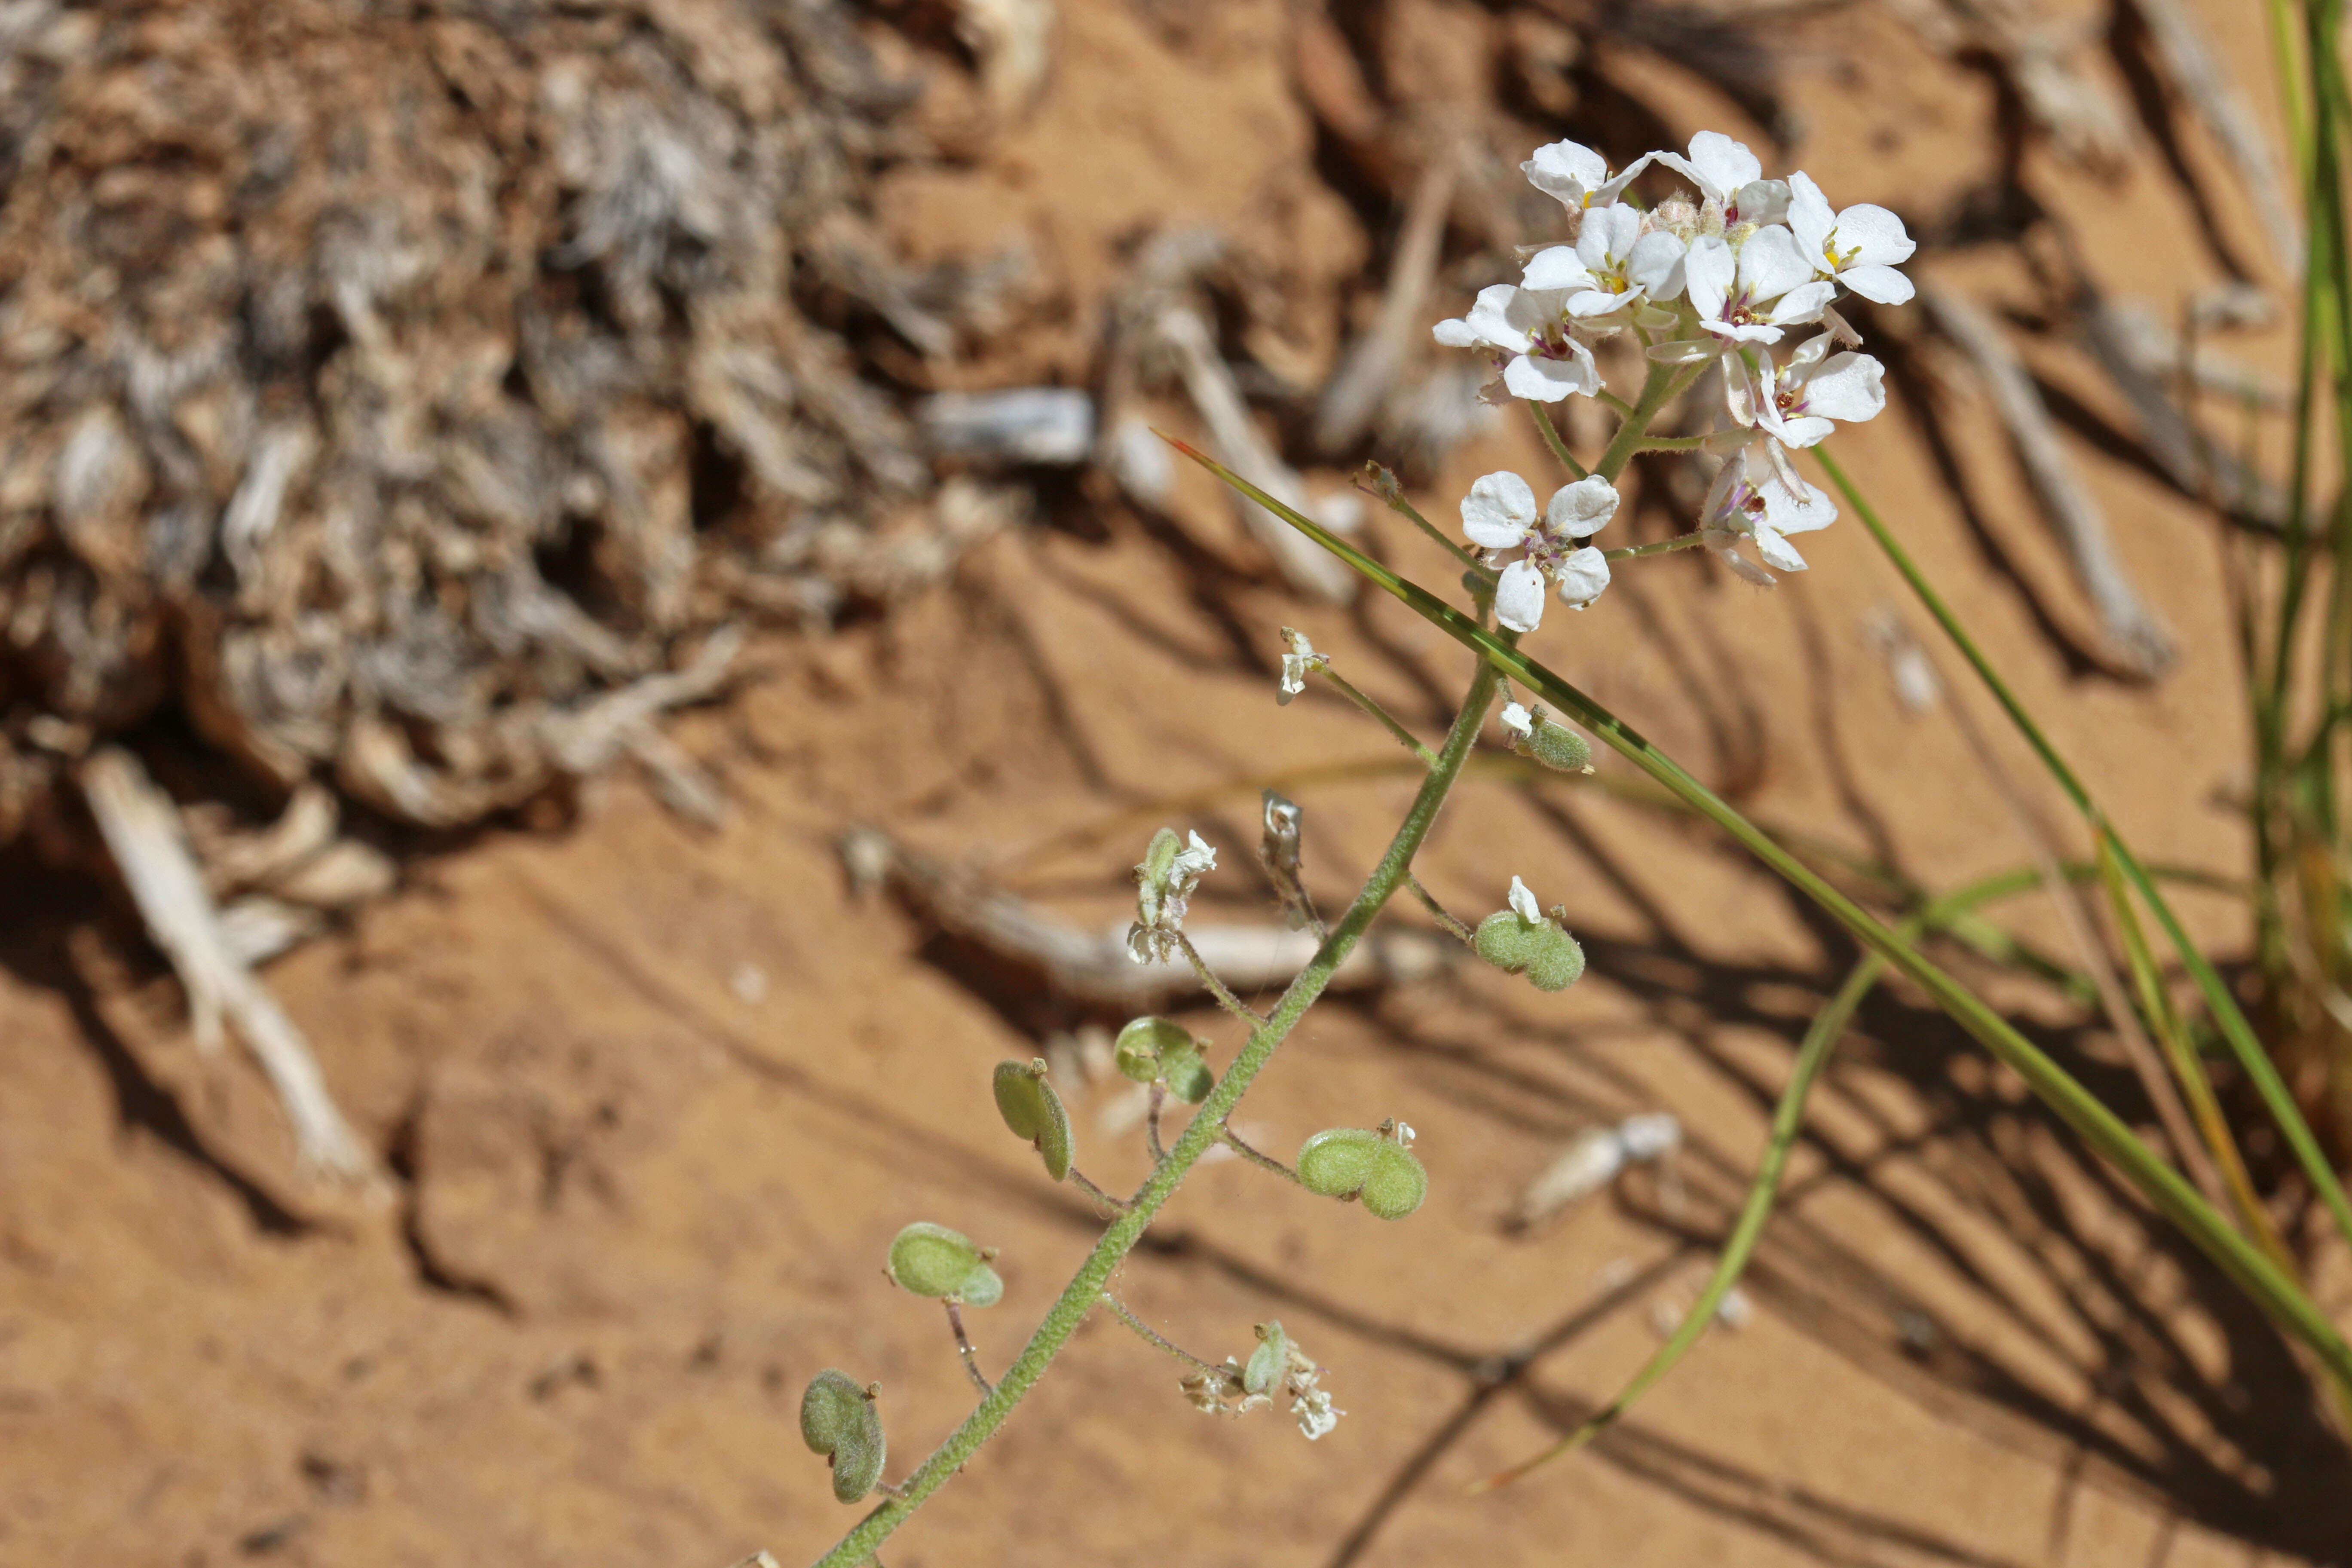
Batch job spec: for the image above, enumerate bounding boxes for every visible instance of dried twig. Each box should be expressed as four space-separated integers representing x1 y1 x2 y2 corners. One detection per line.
2122 0 2299 277
82 748 380 1186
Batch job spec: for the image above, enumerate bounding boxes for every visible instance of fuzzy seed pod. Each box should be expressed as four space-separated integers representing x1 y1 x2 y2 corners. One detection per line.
799 1369 886 1504
1296 1127 1381 1197
1114 1016 1191 1082
957 1263 1005 1308
1474 909 1546 971
1161 1049 1215 1104
1243 1320 1292 1396
994 1058 1074 1180
1358 1145 1429 1219
888 1222 990 1298
1297 1125 1427 1219
1524 927 1586 991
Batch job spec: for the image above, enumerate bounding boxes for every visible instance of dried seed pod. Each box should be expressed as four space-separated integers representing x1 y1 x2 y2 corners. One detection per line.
1296 1127 1381 1197
799 1370 886 1504
1243 1320 1292 1396
888 1221 990 1298
994 1057 1073 1180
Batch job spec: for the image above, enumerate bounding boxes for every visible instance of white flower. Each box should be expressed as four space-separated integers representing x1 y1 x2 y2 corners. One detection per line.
1460 471 1618 631
1651 131 1789 226
1433 285 1603 401
1277 626 1327 705
1500 701 1536 749
1754 336 1886 449
1507 873 1543 924
1130 829 1217 962
1700 445 1838 585
1662 229 1838 361
1521 139 1653 211
1521 204 1688 315
1787 172 1915 305
1295 1386 1340 1441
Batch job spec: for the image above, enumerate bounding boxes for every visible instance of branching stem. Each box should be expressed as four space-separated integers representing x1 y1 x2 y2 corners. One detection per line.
1319 670 1436 764
1406 873 1476 944
1219 1124 1305 1185
1099 1292 1232 1378
1067 1168 1130 1213
1528 399 1589 478
943 1300 993 1397
1174 931 1268 1026
1146 1082 1167 1164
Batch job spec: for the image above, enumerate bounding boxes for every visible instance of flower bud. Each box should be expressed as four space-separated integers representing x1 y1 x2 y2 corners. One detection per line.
799 1369 886 1503
888 1221 992 1298
994 1058 1074 1180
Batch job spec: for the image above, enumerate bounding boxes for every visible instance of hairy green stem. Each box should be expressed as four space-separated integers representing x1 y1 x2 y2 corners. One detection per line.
1219 1124 1306 1185
1602 533 1706 562
1528 399 1589 478
1320 670 1437 764
808 641 1501 1568
1592 359 1707 482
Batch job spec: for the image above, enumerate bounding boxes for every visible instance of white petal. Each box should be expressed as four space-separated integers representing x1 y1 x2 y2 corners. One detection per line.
1504 349 1599 401
1564 288 1634 319
1521 246 1595 292
1729 178 1790 227
1577 204 1641 270
1432 317 1479 347
1508 875 1542 923
1786 332 1833 369
1627 230 1687 300
1786 171 1836 263
1834 203 1915 266
1501 701 1535 743
1587 152 1656 206
1839 264 1914 305
1762 280 1838 326
1683 235 1734 318
1767 480 1839 536
1686 131 1761 199
1494 559 1549 632
1733 225 1813 303
1522 140 1608 205
1461 470 1538 548
1706 531 1780 586
1646 336 1720 364
1545 474 1620 537
1723 352 1760 427
1752 525 1810 573
1797 352 1885 423
1462 284 1537 352
1554 546 1612 608
1772 413 1837 448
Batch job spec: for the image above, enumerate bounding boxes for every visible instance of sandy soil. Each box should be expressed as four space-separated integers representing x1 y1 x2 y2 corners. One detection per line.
2 2 2344 1565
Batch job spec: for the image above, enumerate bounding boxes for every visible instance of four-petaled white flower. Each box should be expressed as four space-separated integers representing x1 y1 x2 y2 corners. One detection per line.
1277 626 1327 705
1433 285 1602 401
1787 172 1916 305
1754 335 1886 449
1700 445 1839 585
1521 138 1654 211
1521 203 1687 317
1461 471 1619 632
1650 131 1790 226
1663 229 1837 361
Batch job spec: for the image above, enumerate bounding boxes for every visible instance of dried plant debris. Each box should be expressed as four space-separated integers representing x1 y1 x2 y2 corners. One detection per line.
0 0 1027 852
1880 0 2134 169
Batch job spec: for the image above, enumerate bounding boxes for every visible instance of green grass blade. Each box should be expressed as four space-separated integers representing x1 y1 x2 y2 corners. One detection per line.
1169 435 2352 1386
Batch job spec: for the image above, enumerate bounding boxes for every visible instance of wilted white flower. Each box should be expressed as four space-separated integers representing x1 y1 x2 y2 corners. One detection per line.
1433 285 1602 401
1277 626 1328 705
1129 828 1217 962
1500 701 1537 749
1521 138 1653 211
1787 172 1916 304
1521 204 1687 316
1460 471 1619 632
1651 130 1789 226
1660 229 1837 362
1700 446 1838 585
1295 1386 1340 1441
1507 873 1544 924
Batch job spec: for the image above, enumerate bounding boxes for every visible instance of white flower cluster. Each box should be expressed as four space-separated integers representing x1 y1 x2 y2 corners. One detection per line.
1435 132 1914 621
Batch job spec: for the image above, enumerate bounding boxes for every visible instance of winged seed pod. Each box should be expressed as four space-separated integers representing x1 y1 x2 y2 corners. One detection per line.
1113 1016 1217 1103
888 1222 998 1300
799 1369 887 1504
1295 1121 1429 1219
1473 876 1586 992
994 1058 1074 1180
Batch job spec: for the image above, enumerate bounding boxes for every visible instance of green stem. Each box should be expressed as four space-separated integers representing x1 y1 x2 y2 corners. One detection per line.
1176 442 2352 1390
1320 670 1437 764
1219 1124 1306 1185
1593 360 1708 483
1528 400 1589 479
1634 433 1712 452
1174 932 1268 1028
1815 445 2352 1258
1358 466 1493 581
1099 1292 1230 1377
808 641 1502 1568
1603 533 1706 562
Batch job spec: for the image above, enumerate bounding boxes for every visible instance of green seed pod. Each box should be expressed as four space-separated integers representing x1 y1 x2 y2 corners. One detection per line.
1360 1144 1430 1220
827 1413 886 1503
799 1368 867 1454
888 1221 987 1298
958 1262 1005 1308
1139 827 1182 886
993 1058 1073 1180
1473 910 1545 972
1161 1047 1216 1105
1296 1127 1381 1197
1114 1016 1192 1082
1525 719 1592 773
1243 1320 1291 1396
1524 926 1587 992
799 1370 887 1503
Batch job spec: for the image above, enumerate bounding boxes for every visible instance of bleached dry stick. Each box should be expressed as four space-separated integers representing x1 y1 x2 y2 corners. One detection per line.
1921 284 2176 678
2123 0 2299 278
840 824 1446 1005
82 747 379 1185
1314 146 1459 454
1881 0 2134 169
